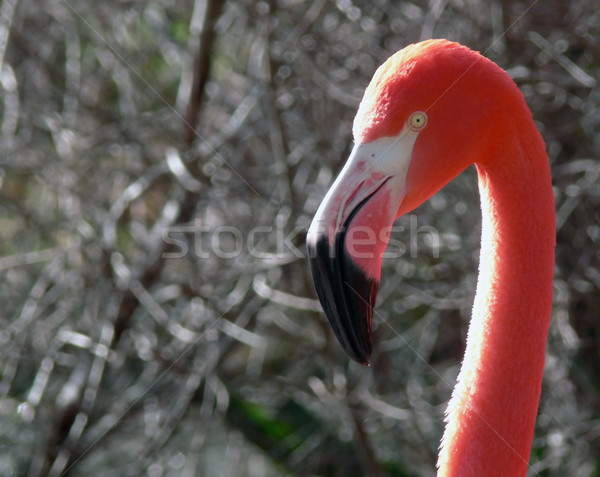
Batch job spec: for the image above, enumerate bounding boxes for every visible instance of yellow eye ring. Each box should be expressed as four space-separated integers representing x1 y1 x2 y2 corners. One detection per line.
409 111 428 130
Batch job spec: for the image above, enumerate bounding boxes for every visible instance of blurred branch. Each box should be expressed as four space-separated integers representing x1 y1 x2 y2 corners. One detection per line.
183 0 225 145
349 402 384 477
111 0 226 345
253 273 321 312
0 247 60 271
126 345 220 476
0 0 17 71
32 1 228 474
528 31 596 88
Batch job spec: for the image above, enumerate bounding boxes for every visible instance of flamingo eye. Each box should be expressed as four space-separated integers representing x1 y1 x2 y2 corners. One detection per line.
409 111 428 131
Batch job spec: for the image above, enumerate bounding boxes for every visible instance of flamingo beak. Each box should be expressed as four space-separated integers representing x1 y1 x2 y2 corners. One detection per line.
307 230 376 365
307 138 414 364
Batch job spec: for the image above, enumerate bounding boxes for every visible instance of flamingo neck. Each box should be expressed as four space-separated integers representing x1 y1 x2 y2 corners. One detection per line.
437 130 555 476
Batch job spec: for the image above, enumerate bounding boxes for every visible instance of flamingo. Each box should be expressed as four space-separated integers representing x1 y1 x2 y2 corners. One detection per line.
306 39 555 476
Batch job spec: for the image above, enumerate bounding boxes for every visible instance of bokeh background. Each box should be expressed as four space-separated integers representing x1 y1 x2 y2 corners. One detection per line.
1 0 599 476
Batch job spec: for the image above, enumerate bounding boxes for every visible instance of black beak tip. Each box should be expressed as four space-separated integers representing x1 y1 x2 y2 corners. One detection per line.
307 233 377 366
